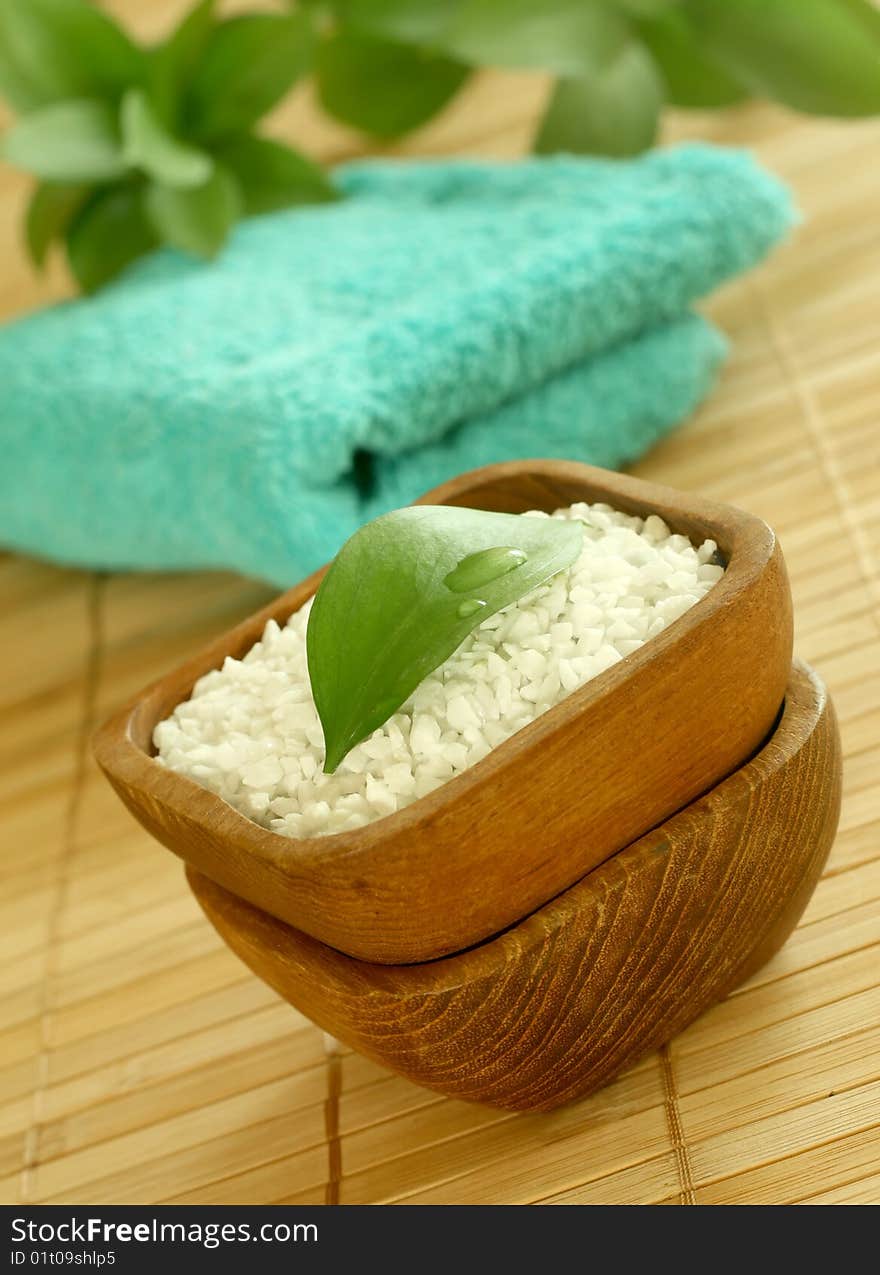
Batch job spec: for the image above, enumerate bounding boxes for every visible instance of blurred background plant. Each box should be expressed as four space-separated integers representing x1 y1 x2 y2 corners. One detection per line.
1 0 879 292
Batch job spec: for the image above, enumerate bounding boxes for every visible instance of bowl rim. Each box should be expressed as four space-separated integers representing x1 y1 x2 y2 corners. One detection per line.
94 458 780 874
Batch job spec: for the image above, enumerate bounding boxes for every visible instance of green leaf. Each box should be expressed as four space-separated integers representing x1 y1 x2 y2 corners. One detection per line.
185 13 314 142
440 0 630 77
145 166 241 258
216 135 338 215
683 0 880 117
66 183 157 292
317 30 469 138
307 506 584 773
0 30 47 112
25 180 88 267
616 0 679 16
0 0 145 112
121 88 212 188
535 40 663 157
0 99 128 182
838 0 880 42
637 10 747 108
336 0 462 45
149 0 217 127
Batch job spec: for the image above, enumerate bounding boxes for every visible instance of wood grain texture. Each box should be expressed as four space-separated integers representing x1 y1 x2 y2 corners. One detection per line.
94 461 793 963
189 660 841 1112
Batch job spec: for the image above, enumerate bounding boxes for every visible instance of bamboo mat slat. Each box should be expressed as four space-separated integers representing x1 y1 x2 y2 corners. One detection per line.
1 1 879 1204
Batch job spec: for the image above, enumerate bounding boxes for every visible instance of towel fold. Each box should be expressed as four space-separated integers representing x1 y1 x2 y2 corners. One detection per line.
0 144 794 585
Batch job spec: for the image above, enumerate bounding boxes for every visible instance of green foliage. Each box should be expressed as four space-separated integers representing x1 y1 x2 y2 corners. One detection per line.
215 135 337 215
535 42 663 157
0 98 127 181
0 0 335 291
26 181 88 266
637 9 746 109
144 165 240 257
183 13 314 141
317 31 469 139
148 0 215 127
337 0 460 46
329 0 880 143
121 88 212 187
440 1 632 78
1 0 879 292
683 0 880 117
66 183 157 292
0 0 144 111
306 506 583 772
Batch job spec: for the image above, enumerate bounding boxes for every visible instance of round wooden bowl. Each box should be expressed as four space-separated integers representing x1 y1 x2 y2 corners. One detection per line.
189 661 840 1112
94 459 793 963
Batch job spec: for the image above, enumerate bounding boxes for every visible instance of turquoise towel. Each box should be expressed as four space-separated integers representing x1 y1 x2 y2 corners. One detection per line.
0 145 793 585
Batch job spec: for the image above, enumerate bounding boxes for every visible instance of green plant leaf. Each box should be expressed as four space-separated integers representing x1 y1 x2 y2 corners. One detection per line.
683 0 880 117
121 88 212 188
616 0 679 16
637 10 747 108
0 0 145 112
0 98 128 182
535 40 663 156
145 166 241 258
317 30 469 138
216 134 338 214
149 0 217 127
0 26 48 113
66 183 157 292
336 0 462 45
440 0 630 77
25 180 88 267
185 13 314 142
306 506 584 772
838 0 880 42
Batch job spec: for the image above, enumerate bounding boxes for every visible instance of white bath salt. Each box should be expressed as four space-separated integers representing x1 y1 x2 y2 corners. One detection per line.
154 503 725 838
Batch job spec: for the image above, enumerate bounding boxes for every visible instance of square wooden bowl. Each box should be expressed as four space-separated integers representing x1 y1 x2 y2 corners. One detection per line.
188 660 841 1112
94 460 794 963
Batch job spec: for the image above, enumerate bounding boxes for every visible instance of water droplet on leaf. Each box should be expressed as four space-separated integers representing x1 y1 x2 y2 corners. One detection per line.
456 598 488 619
444 546 527 593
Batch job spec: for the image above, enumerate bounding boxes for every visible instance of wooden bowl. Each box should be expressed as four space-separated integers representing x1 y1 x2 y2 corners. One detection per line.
94 460 793 963
189 661 841 1112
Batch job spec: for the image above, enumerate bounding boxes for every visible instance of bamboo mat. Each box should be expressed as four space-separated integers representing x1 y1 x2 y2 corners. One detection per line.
1 19 879 1204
